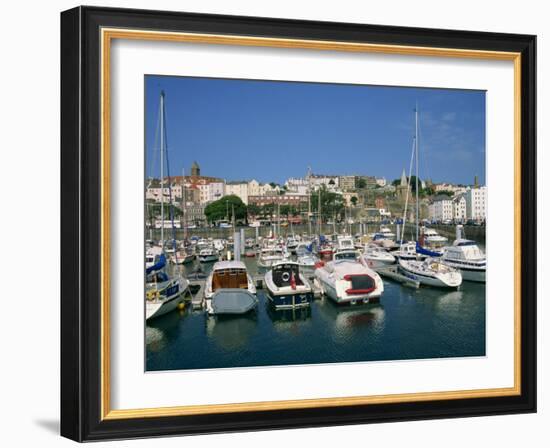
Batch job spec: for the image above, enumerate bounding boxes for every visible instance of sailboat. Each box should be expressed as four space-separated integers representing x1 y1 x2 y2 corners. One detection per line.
145 91 189 320
397 106 462 289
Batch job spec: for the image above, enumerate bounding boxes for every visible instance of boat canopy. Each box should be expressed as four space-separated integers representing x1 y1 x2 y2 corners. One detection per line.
211 289 257 314
415 242 442 258
146 253 166 274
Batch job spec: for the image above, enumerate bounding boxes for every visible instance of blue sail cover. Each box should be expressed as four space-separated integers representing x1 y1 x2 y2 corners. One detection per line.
146 253 166 274
415 242 442 257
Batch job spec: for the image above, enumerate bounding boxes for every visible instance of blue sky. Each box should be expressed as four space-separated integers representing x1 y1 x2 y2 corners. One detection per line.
145 75 485 185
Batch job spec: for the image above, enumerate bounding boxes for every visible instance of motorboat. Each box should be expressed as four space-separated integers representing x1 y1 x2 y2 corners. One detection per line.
297 253 318 274
145 246 163 269
286 236 300 255
264 261 313 309
169 248 195 265
392 241 426 261
378 225 396 239
314 250 384 305
258 246 286 268
145 254 189 320
205 261 258 315
420 227 448 249
441 239 486 282
198 246 219 263
398 257 462 288
361 244 396 269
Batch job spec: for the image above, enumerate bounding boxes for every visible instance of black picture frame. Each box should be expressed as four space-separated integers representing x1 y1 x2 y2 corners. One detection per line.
61 5 536 442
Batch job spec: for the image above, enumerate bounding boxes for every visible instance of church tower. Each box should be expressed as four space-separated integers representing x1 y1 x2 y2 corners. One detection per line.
191 161 200 177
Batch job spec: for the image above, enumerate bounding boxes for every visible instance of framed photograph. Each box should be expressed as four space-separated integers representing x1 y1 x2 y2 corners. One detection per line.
60 6 536 441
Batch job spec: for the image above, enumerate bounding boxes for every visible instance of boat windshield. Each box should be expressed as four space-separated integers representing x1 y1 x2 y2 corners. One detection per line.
334 251 357 261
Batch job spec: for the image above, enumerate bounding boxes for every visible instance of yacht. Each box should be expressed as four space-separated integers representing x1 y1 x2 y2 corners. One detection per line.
204 261 258 315
264 261 313 309
362 244 396 269
398 257 462 288
392 241 425 260
258 246 286 269
145 254 189 320
420 227 448 249
315 250 384 305
198 246 219 263
441 239 486 282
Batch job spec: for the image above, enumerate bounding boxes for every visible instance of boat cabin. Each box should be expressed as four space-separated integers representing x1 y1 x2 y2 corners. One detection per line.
211 261 249 291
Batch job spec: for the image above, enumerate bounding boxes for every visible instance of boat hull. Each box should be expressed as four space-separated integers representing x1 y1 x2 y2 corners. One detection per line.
266 291 314 309
398 262 462 288
199 254 219 263
445 265 485 282
146 290 184 320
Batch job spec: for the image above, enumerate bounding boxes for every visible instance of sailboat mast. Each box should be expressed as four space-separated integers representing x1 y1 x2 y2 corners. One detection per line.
318 187 321 239
182 168 187 241
307 166 312 236
415 105 419 241
160 90 165 248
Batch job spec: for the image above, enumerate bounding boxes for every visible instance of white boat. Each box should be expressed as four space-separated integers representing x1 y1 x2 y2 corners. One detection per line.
145 255 189 320
169 249 195 265
145 246 163 269
441 239 486 282
421 226 448 249
297 253 318 273
315 250 384 305
264 261 313 309
362 244 396 269
204 261 258 315
198 246 219 263
336 235 356 251
378 225 396 239
398 257 462 288
212 239 226 252
392 241 426 260
258 247 286 268
145 91 189 321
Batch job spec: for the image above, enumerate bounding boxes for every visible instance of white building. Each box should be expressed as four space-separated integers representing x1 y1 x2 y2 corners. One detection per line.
225 181 249 205
428 195 454 222
453 194 467 222
198 181 225 204
285 177 310 195
375 177 387 187
310 174 340 191
465 186 487 221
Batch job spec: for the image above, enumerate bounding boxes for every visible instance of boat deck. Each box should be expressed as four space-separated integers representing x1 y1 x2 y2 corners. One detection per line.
375 265 421 289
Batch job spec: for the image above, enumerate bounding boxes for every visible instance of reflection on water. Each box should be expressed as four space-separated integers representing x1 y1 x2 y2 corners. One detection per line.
146 260 486 371
206 314 258 351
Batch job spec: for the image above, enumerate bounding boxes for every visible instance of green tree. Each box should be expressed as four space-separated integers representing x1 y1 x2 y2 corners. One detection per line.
311 185 345 220
350 196 358 207
204 195 247 223
356 178 367 189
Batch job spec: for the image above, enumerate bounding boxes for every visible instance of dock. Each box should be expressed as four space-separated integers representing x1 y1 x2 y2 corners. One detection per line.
187 280 206 310
375 265 420 289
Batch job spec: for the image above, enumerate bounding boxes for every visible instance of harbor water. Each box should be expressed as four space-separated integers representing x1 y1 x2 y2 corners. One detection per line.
146 256 486 371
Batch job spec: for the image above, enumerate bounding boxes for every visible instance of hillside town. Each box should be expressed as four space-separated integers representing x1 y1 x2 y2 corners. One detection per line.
145 161 486 229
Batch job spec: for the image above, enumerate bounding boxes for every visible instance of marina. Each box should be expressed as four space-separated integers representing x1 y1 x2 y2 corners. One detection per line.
146 249 485 371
